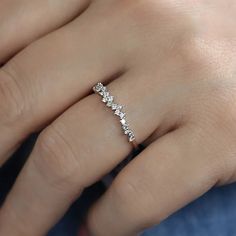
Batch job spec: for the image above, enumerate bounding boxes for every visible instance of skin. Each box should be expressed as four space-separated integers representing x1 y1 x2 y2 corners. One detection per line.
0 0 236 235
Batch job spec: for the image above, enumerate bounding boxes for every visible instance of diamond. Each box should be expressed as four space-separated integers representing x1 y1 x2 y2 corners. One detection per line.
106 98 114 107
103 91 110 97
116 105 123 111
119 112 126 119
114 109 121 116
122 124 129 131
114 105 123 116
128 131 135 142
124 129 131 135
120 119 126 125
102 93 111 103
105 96 113 106
93 83 103 92
102 97 107 103
106 101 113 107
129 135 135 142
111 104 118 111
99 87 107 96
107 96 114 102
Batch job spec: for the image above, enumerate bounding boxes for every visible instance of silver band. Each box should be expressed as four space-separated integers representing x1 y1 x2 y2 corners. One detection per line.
93 82 138 148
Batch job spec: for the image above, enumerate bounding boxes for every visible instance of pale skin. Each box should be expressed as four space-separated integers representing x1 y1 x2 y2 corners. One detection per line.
0 0 236 235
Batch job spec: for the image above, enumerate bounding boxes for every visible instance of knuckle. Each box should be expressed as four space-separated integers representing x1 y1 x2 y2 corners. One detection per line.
112 172 163 227
33 124 81 189
0 65 26 125
112 173 142 208
36 126 64 160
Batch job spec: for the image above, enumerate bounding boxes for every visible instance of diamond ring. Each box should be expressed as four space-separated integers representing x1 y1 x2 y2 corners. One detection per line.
93 82 138 149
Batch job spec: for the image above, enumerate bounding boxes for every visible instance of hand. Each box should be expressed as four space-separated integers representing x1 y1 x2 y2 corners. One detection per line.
0 1 236 235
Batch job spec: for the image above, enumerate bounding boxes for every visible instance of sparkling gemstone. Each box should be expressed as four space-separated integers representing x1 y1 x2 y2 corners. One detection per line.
129 135 135 142
93 83 103 92
106 101 113 107
119 112 126 119
116 105 123 111
114 105 123 116
124 129 131 135
120 119 126 125
102 97 107 103
103 91 109 97
107 96 114 102
114 109 121 116
99 87 107 96
122 124 129 131
104 96 113 105
102 93 110 103
128 131 135 142
111 104 118 111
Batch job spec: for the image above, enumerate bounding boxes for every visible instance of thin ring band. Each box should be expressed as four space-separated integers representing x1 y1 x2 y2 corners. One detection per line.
93 82 138 149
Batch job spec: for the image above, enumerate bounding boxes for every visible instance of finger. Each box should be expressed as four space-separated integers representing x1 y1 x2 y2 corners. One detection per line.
0 2 125 165
87 127 220 236
0 72 178 235
0 0 90 63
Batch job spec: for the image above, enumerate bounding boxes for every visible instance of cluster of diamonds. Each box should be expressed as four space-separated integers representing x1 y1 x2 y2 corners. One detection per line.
93 82 135 142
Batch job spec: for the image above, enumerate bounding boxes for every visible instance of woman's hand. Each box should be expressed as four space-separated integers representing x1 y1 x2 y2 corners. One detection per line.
0 0 236 235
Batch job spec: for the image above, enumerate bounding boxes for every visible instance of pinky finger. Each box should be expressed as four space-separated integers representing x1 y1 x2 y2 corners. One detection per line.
87 128 220 236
